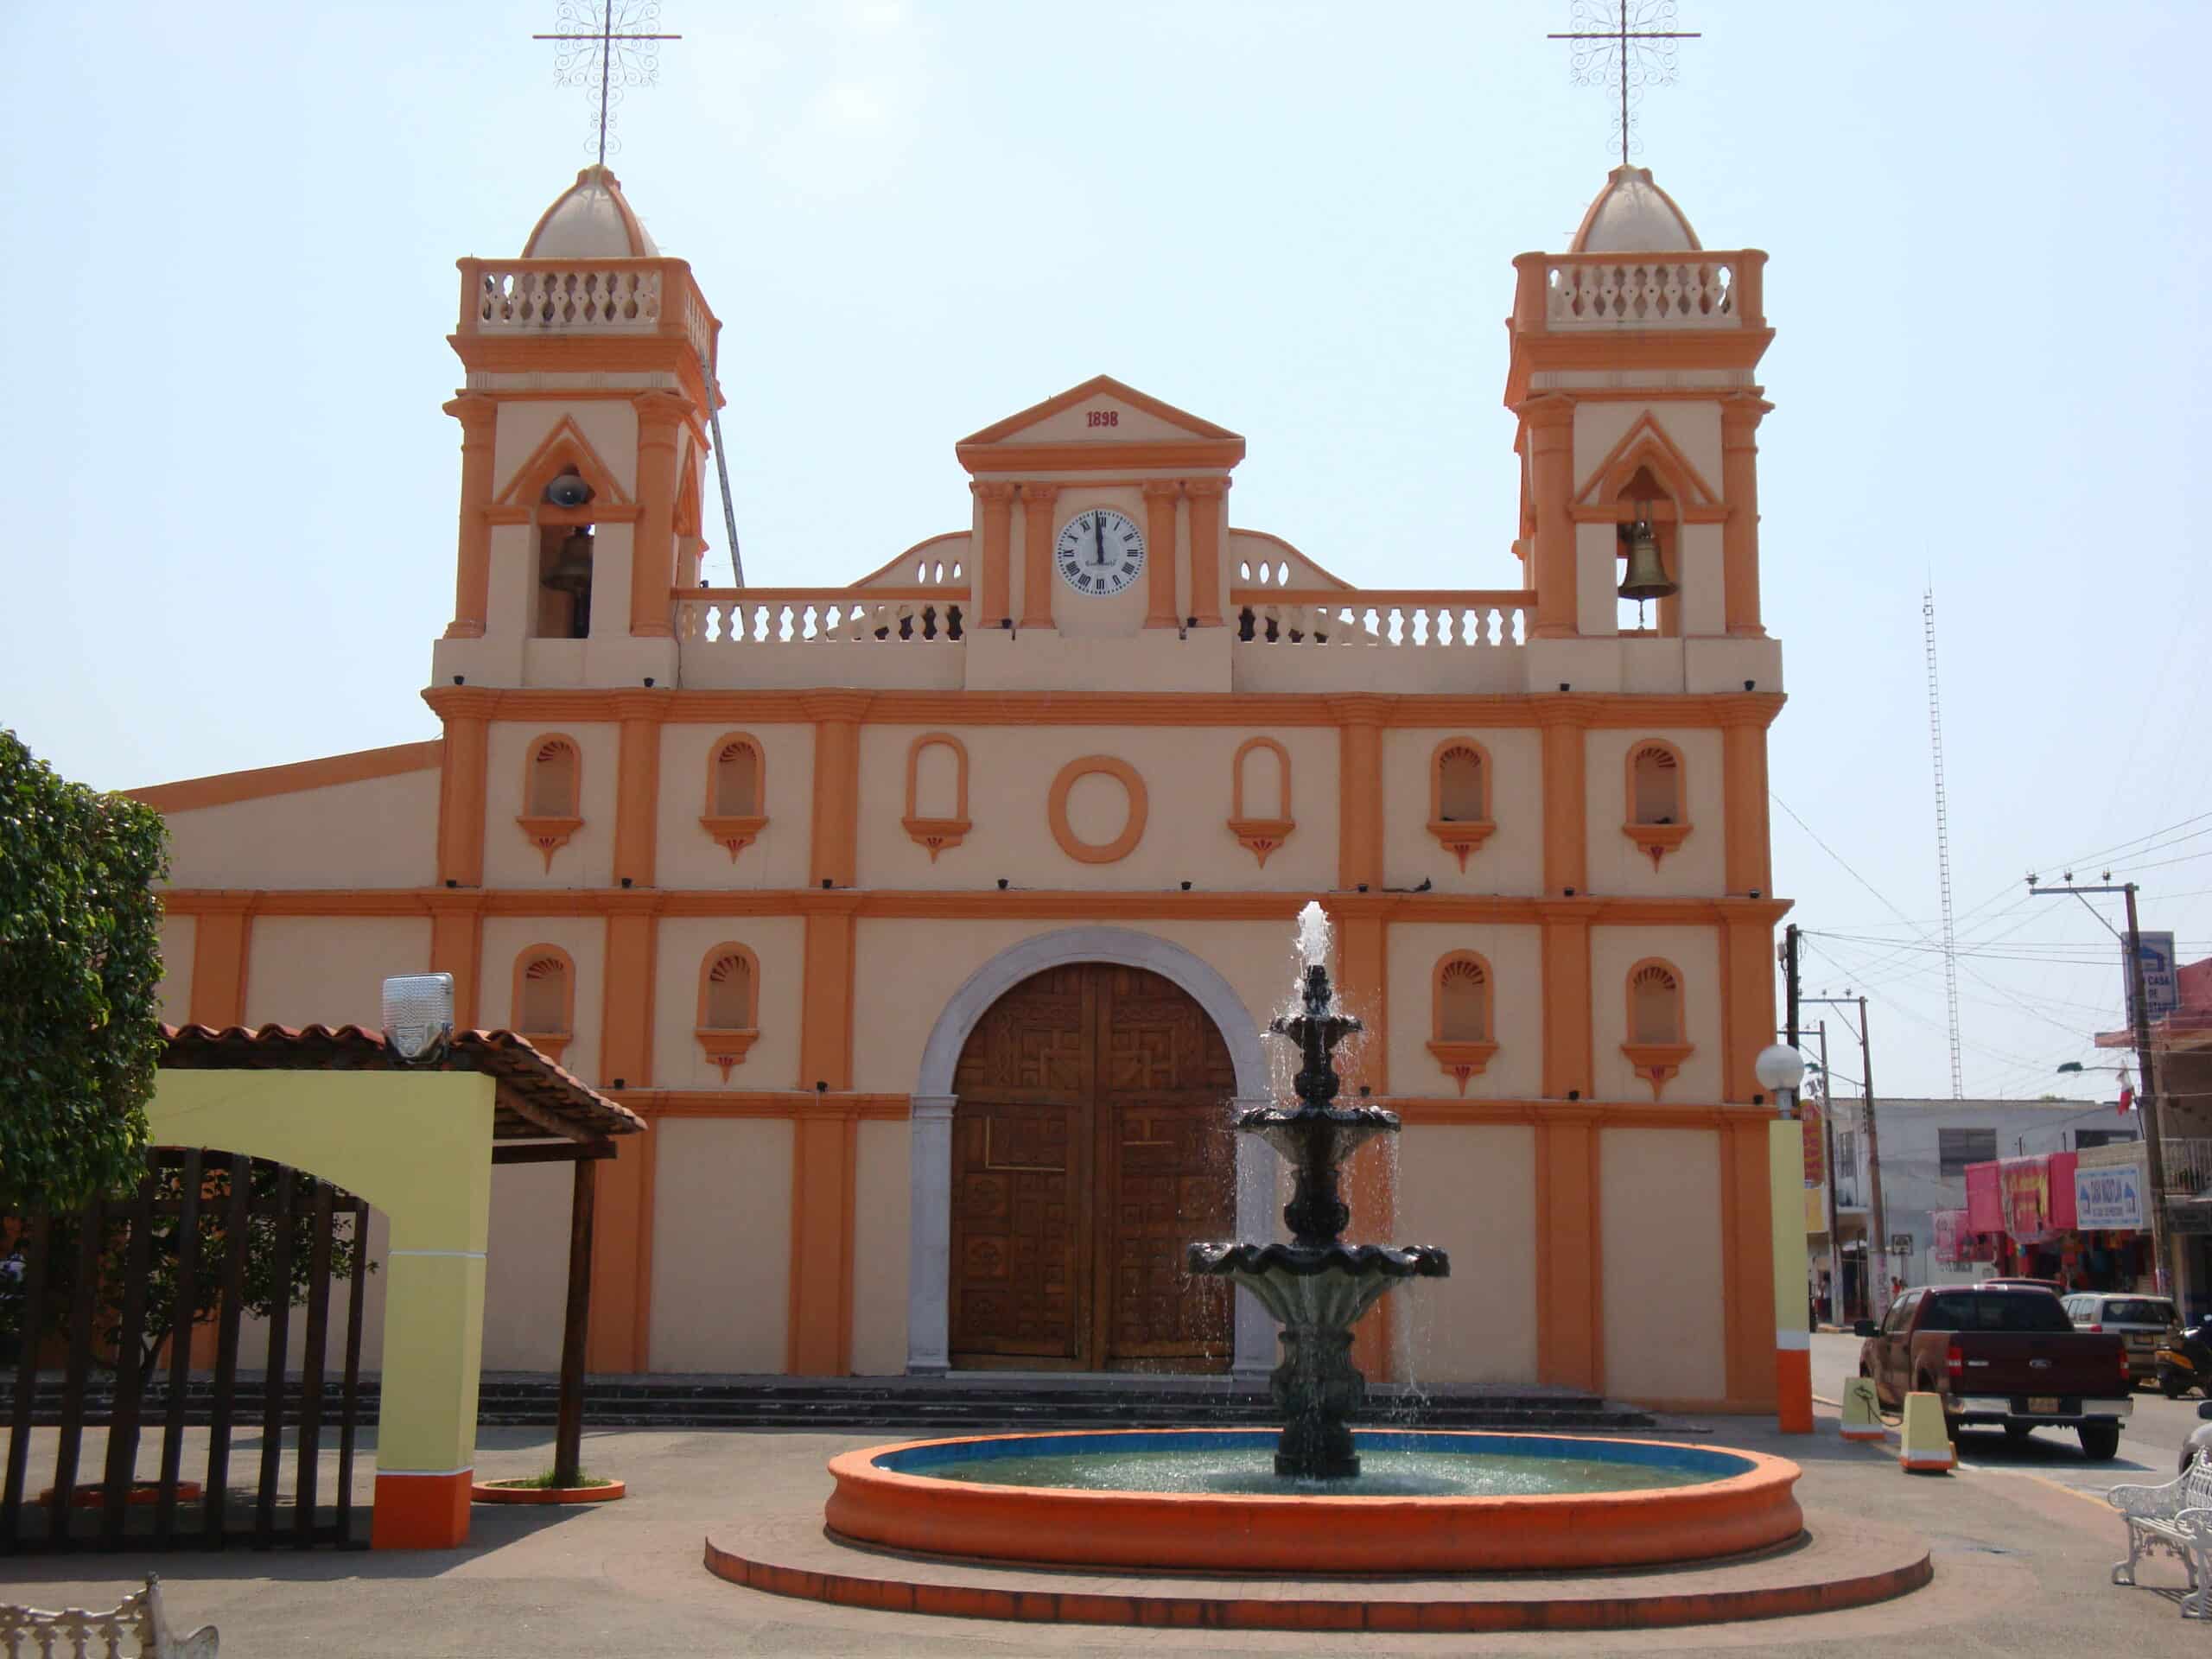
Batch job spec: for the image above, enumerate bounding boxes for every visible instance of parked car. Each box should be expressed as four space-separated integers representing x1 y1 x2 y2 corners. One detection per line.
1856 1283 2133 1459
2062 1293 2177 1385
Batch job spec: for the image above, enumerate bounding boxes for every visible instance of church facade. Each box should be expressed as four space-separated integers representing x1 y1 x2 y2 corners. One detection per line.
137 162 1789 1411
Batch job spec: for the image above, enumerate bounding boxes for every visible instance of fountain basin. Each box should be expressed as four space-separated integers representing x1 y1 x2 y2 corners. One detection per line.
825 1428 1802 1573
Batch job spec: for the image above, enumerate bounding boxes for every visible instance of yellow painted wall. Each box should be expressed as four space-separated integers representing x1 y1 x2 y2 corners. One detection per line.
481 721 620 889
1379 729 1544 896
1600 1127 1726 1402
156 915 194 1026
1394 1125 1538 1383
1383 923 1542 1098
1587 923 1724 1102
162 769 440 890
649 916 806 1091
647 1119 792 1371
244 918 430 1030
850 1118 912 1374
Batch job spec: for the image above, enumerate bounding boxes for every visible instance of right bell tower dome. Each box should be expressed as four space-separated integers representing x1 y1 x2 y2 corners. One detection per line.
1505 164 1780 698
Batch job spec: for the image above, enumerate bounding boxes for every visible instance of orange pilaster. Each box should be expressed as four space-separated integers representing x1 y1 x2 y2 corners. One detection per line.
1719 1120 1777 1411
187 899 251 1029
804 692 867 889
1141 480 1180 628
371 1470 472 1550
1719 396 1773 638
1018 481 1060 629
1535 1114 1602 1391
1183 477 1228 626
973 481 1016 627
587 1128 653 1373
1332 697 1386 891
442 394 499 640
628 391 688 637
786 1109 858 1376
1721 714 1773 898
798 908 856 1091
427 899 483 1030
1522 397 1578 638
426 686 494 890
1539 918 1592 1100
610 690 664 888
1536 706 1588 897
1720 912 1778 1106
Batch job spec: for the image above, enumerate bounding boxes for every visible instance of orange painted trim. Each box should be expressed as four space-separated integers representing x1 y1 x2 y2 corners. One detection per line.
702 728 767 862
437 709 489 890
902 733 971 861
519 732 583 817
629 390 689 638
442 395 499 639
1539 918 1592 1100
447 330 714 425
492 413 632 510
972 482 1015 626
1720 914 1777 1105
1141 480 1180 628
821 1429 1802 1573
598 911 658 1091
632 1092 659 1366
186 906 251 1029
428 900 483 1030
1428 950 1497 1096
624 1090 909 1120
1016 482 1060 630
1719 395 1774 637
786 1114 856 1375
1225 736 1294 865
472 1478 626 1504
1519 395 1578 638
1776 1347 1813 1433
1623 957 1691 1099
798 912 855 1092
587 1135 649 1371
611 703 663 887
371 1470 471 1549
1502 326 1775 407
696 940 760 1080
511 944 577 1063
131 741 442 814
962 441 1246 476
1183 476 1228 626
957 374 1244 448
1335 712 1382 891
1573 411 1724 514
1535 1116 1599 1389
807 705 862 890
1721 722 1771 896
1538 720 1587 899
1046 756 1149 864
416 684 1788 731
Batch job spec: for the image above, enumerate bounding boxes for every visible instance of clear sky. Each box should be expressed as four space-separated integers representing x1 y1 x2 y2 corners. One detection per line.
2 1 2204 1103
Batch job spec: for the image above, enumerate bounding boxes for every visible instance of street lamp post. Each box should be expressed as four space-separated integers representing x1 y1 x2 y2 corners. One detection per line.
1755 1044 1813 1434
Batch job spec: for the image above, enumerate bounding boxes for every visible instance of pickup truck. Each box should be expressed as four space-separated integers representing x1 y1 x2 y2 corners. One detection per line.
1856 1283 2133 1459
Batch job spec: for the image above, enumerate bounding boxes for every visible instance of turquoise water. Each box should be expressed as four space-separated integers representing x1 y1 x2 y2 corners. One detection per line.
880 1430 1745 1498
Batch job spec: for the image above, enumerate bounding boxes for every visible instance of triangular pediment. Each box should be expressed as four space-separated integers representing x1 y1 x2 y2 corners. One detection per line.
494 414 633 509
1572 412 1720 513
957 375 1245 474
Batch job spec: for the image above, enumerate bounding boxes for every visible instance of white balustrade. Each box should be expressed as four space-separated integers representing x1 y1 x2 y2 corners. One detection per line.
674 588 963 647
473 264 664 332
1544 258 1736 328
1232 590 1529 650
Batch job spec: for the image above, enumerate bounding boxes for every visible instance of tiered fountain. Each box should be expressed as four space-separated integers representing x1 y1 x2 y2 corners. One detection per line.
811 911 1807 1575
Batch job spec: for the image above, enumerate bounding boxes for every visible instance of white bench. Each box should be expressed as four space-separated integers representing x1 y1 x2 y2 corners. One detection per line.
2108 1454 2212 1618
0 1576 216 1657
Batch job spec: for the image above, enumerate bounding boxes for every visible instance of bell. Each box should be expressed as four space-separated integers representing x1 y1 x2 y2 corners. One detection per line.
1617 519 1677 601
543 529 594 594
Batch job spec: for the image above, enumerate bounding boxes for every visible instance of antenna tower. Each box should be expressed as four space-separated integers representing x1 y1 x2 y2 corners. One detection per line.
1923 588 1964 1097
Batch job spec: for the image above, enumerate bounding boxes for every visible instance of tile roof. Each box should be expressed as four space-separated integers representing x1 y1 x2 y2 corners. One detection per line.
160 1024 645 1144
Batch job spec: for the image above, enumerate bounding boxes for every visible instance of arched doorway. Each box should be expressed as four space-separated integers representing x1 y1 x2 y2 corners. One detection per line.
948 963 1236 1372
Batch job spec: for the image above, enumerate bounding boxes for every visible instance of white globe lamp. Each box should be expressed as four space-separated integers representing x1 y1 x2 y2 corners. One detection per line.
1754 1044 1807 1115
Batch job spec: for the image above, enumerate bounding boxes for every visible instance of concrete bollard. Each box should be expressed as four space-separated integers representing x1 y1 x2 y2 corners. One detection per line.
1898 1390 1955 1472
1840 1376 1885 1442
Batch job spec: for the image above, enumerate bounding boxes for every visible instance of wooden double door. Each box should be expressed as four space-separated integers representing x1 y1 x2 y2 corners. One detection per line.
949 963 1237 1372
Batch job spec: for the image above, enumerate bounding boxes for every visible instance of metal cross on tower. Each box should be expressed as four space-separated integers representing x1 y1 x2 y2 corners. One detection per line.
534 1 681 166
1549 2 1700 167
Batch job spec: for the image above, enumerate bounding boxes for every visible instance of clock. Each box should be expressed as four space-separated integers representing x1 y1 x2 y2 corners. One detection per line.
1054 507 1145 597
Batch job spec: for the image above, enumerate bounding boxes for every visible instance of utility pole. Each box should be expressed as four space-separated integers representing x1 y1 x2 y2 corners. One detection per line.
2031 877 2174 1298
1816 1020 1843 1325
1807 994 1887 1318
1783 923 1802 1049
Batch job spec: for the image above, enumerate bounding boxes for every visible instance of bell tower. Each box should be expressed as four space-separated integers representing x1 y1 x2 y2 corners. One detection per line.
1504 164 1782 696
431 166 721 692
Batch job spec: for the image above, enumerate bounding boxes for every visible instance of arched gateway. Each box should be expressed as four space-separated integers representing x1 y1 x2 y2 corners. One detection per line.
948 963 1236 1371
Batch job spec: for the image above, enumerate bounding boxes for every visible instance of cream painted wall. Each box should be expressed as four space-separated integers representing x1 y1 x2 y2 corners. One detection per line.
1383 923 1541 1098
852 725 1340 893
493 400 639 503
847 917 1299 1095
243 917 429 1030
1587 924 1724 1103
650 916 806 1091
156 915 194 1026
1582 727 1726 897
851 1119 912 1375
1379 728 1543 896
1572 402 1724 499
480 1161 570 1371
163 769 439 890
482 721 620 888
480 916 607 1085
1600 1128 1726 1401
652 722 813 891
1393 1125 1537 1385
647 1118 792 1372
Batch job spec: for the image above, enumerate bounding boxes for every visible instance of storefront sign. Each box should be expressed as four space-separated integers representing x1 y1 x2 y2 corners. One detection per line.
1998 1152 2080 1244
1966 1160 2004 1232
2126 931 2179 1023
2076 1161 2145 1230
1802 1096 1823 1187
1932 1209 1975 1267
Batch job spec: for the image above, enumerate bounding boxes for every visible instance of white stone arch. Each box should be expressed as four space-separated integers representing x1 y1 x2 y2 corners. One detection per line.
906 926 1276 1376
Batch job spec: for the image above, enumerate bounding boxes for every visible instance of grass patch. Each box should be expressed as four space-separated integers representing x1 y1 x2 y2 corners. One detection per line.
484 1471 616 1491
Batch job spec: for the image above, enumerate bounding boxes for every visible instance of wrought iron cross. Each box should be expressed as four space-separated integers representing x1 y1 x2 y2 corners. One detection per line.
1549 2 1700 167
534 1 681 166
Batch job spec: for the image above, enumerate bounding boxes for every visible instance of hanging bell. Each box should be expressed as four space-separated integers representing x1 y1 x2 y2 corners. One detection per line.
1617 519 1677 601
543 528 595 594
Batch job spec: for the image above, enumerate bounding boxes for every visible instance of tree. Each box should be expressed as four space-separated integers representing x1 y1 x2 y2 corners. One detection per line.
0 728 169 1211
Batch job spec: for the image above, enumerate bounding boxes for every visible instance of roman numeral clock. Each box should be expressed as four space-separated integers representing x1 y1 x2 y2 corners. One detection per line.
1056 507 1145 597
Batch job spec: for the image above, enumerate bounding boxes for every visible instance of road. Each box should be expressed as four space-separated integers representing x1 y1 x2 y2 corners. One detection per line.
1811 1328 2202 1498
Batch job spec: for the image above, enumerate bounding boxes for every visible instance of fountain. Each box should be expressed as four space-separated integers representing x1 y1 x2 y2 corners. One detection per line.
1185 925 1447 1479
798 910 1810 1578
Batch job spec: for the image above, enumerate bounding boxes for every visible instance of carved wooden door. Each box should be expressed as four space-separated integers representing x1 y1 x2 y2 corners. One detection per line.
950 963 1235 1371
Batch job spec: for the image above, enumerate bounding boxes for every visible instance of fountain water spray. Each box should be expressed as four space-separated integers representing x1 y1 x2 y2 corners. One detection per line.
1188 927 1448 1479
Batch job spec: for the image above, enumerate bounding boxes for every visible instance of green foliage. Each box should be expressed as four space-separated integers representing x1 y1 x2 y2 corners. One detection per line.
0 728 169 1211
486 1471 613 1491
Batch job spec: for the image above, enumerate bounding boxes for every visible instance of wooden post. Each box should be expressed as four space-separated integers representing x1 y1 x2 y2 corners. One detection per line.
553 1155 599 1489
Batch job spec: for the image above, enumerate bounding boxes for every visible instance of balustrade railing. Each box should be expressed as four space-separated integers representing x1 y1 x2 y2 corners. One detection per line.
1232 589 1530 649
675 587 963 645
1511 250 1764 333
458 257 720 373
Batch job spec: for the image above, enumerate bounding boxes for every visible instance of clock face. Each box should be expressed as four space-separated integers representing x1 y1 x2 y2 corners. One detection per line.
1055 507 1146 598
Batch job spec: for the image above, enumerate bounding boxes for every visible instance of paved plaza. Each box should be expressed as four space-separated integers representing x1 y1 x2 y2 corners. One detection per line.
7 1343 2212 1658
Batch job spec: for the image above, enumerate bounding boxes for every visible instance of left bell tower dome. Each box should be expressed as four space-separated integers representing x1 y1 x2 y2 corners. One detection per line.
431 166 721 693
